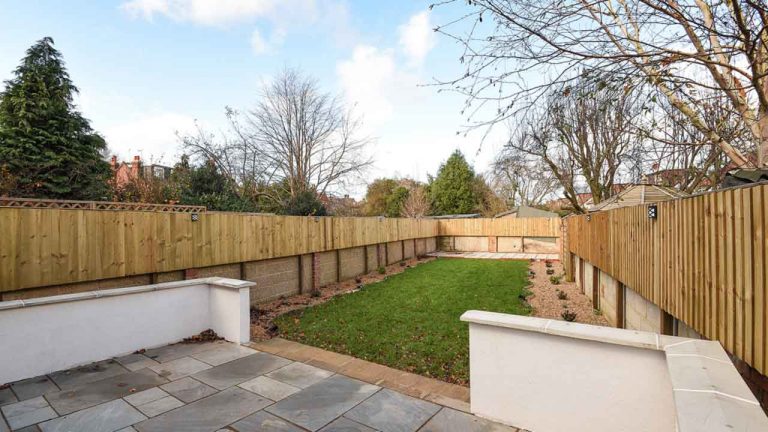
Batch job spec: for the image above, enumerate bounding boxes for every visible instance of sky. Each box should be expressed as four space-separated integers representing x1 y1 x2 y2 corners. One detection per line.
0 0 506 198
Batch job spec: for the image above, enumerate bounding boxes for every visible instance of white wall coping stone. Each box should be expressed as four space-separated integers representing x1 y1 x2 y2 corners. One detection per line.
0 277 256 311
461 310 768 432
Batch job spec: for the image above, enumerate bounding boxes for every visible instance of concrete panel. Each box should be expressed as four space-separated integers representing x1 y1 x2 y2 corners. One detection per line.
425 237 437 253
316 251 338 287
583 261 594 301
497 237 523 253
243 257 300 304
386 241 403 265
438 237 454 251
194 264 242 279
365 245 378 272
299 254 312 294
155 271 184 284
675 319 703 339
1 275 153 301
625 289 662 333
454 236 489 252
403 240 415 259
414 239 427 257
338 247 366 280
599 271 619 327
522 238 559 253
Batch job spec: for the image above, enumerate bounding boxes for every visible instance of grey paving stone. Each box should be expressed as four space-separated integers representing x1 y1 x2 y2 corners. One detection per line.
319 417 375 432
193 352 292 390
191 344 258 367
10 376 59 401
46 369 168 415
344 388 439 432
265 362 333 389
116 428 137 432
230 411 304 432
265 375 380 431
115 354 160 372
135 396 184 417
39 399 145 432
134 387 271 432
238 376 299 401
0 388 18 407
124 388 168 407
0 414 8 432
1 396 58 430
144 341 227 363
14 425 41 432
49 360 129 390
160 377 218 403
149 357 211 381
419 407 518 432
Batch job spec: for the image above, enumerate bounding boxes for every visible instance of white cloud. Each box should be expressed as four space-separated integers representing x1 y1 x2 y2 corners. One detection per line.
398 11 435 65
121 0 276 26
337 45 399 129
102 112 197 165
250 29 269 55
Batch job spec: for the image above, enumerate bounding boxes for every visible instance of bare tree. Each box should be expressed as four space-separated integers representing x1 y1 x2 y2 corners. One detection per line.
181 68 373 204
401 186 431 217
492 148 560 207
502 75 643 212
433 0 768 167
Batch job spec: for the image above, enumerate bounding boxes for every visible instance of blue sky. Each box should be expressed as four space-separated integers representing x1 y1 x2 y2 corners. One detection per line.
0 1 504 197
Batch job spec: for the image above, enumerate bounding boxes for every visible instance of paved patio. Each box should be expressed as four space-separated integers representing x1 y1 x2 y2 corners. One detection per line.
427 251 558 260
0 340 520 432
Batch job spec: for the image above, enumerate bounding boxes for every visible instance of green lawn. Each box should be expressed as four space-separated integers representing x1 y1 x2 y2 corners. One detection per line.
275 258 531 385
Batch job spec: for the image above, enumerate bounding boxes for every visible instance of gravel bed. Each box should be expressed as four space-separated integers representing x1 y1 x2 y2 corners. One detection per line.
527 260 608 326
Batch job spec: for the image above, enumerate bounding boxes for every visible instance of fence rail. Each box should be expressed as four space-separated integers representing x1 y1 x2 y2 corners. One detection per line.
0 197 206 213
564 183 767 376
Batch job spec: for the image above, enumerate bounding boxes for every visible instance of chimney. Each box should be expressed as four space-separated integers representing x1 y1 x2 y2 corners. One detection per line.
131 155 141 178
109 155 117 169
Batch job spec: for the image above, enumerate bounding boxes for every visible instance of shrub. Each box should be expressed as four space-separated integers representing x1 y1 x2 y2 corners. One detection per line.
561 310 577 322
550 275 561 285
546 269 555 275
377 266 386 274
556 290 568 300
594 308 602 316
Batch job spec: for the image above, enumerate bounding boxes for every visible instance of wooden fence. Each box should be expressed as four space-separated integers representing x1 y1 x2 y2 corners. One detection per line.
0 207 561 294
437 217 561 237
564 183 767 376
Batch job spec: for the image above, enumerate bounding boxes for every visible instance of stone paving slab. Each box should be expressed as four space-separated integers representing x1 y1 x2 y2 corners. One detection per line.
237 376 300 402
0 388 18 407
318 417 376 432
116 354 160 372
420 407 520 432
143 341 228 363
134 387 270 432
39 399 145 432
9 376 59 401
344 388 440 432
159 377 217 404
1 396 58 430
45 369 168 415
123 388 168 407
265 362 334 389
190 344 258 367
266 375 380 431
134 396 184 417
229 411 304 432
148 357 211 382
192 353 291 390
49 360 129 390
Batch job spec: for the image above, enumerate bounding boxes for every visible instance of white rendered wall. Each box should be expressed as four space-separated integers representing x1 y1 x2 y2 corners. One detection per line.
463 313 676 432
0 278 252 384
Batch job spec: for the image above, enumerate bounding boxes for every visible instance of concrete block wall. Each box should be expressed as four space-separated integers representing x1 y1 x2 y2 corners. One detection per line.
583 261 595 301
425 237 437 253
386 241 403 264
498 237 523 252
338 247 366 280
403 239 415 259
243 256 301 304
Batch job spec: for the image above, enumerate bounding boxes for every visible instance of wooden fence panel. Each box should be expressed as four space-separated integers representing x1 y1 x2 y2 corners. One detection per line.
436 217 561 238
0 210 442 293
563 183 768 376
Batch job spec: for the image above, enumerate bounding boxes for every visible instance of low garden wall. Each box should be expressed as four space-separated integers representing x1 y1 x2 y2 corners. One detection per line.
0 278 252 384
461 310 768 432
